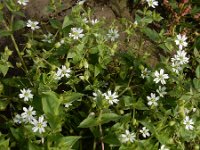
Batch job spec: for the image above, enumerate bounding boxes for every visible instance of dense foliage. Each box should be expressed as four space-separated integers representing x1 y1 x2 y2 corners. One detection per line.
0 0 200 149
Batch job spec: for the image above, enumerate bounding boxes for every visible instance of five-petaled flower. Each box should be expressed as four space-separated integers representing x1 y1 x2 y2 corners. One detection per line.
183 116 194 130
26 20 40 31
69 27 84 40
121 130 136 143
17 0 29 6
55 65 71 80
139 127 150 138
146 0 158 8
156 86 167 98
175 34 188 50
104 90 119 105
32 115 47 134
107 29 119 41
19 88 33 102
21 106 36 123
147 93 160 107
154 69 169 85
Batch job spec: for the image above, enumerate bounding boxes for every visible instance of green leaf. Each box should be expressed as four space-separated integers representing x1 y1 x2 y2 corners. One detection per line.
50 19 62 29
62 16 73 29
100 113 120 124
78 114 98 128
0 138 9 150
0 11 4 22
61 91 83 103
0 100 9 111
142 27 159 42
12 20 25 31
133 98 149 110
60 136 80 147
0 30 11 37
103 134 120 146
0 64 9 77
94 65 101 77
196 65 200 78
41 91 61 116
28 142 43 150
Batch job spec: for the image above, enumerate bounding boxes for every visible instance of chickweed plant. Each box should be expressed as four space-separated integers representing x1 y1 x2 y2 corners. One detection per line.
0 0 200 149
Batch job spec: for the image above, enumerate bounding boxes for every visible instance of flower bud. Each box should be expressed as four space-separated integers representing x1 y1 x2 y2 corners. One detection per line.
55 42 61 48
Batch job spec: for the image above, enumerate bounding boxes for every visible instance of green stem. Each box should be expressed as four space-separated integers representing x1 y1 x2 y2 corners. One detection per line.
99 124 104 150
3 20 28 74
10 34 28 73
93 139 96 150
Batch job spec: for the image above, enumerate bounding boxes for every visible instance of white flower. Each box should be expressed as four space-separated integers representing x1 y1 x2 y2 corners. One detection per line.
55 65 71 80
104 90 119 105
107 29 119 41
141 68 151 79
147 93 159 107
77 0 87 5
17 0 29 6
64 103 72 108
26 20 40 31
171 62 182 74
83 18 88 23
175 34 188 50
21 106 36 123
159 145 169 150
133 21 138 26
42 33 53 43
156 86 167 97
154 69 169 85
183 116 194 130
13 114 22 124
175 50 189 65
192 108 197 112
19 88 33 102
69 28 84 40
146 0 158 8
91 19 99 25
121 130 136 143
93 90 103 100
32 115 47 134
139 127 150 138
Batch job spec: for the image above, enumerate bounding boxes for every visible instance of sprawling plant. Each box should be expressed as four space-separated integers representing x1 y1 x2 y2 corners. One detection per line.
0 0 200 149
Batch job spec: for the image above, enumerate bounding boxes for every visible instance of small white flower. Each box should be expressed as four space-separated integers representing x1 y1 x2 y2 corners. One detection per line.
69 27 84 40
133 21 138 26
91 19 99 25
175 50 189 65
19 88 33 102
64 103 72 108
183 116 194 130
55 65 71 80
121 130 136 143
171 62 182 74
154 69 169 85
77 0 87 5
147 93 159 107
83 18 88 23
184 108 190 115
104 90 119 105
192 108 197 112
156 86 167 97
21 106 36 123
13 114 22 124
42 33 53 43
139 127 150 138
26 20 40 31
93 90 103 100
17 0 29 6
141 68 151 79
146 0 158 8
32 115 47 134
159 145 169 150
107 29 119 41
175 34 188 50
